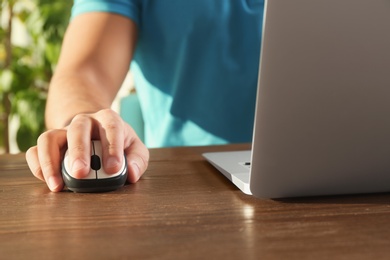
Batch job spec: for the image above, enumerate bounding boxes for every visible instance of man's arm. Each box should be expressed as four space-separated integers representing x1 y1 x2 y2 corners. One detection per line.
47 12 136 128
26 12 149 192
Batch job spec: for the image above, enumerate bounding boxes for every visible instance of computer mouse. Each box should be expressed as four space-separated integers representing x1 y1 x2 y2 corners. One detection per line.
61 140 127 192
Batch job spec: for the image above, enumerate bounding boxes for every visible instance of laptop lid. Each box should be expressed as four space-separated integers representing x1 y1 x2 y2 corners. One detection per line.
249 0 390 198
204 0 390 199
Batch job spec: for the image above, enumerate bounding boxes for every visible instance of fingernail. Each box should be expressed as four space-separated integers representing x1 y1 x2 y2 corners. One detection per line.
48 176 60 191
131 162 140 180
107 157 120 169
72 159 87 174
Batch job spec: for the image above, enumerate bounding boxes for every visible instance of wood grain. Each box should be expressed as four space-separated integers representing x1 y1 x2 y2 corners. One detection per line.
1 144 390 259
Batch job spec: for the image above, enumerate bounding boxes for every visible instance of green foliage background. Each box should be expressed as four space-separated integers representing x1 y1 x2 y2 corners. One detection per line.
0 0 72 152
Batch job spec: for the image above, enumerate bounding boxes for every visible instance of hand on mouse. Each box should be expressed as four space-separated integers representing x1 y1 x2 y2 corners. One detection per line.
25 109 149 192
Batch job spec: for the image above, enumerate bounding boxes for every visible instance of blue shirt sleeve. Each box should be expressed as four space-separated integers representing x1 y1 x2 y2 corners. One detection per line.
71 0 141 25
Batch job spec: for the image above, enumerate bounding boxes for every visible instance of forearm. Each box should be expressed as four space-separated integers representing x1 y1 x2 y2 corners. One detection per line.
45 12 138 129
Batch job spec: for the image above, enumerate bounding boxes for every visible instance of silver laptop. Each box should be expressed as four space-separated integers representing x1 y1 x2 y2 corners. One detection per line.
203 0 390 198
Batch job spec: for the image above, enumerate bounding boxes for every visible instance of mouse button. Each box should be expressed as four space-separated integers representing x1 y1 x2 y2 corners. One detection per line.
91 155 101 170
97 171 121 179
97 159 126 179
80 169 97 179
63 154 96 179
91 140 102 156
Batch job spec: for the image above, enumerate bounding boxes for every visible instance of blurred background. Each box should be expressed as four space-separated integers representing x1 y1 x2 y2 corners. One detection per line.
0 0 72 154
0 0 137 154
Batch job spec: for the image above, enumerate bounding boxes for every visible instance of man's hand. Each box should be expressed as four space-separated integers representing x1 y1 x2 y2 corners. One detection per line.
26 109 149 192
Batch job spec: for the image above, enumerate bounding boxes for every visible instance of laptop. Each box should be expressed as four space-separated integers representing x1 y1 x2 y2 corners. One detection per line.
203 0 390 199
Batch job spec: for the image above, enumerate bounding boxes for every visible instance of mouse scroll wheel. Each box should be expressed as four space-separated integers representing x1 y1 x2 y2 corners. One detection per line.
91 155 101 171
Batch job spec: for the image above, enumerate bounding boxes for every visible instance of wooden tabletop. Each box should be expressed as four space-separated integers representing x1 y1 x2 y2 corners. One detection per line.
1 144 390 259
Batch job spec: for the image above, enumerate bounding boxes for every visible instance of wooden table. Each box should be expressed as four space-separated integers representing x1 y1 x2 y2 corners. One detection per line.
1 144 390 259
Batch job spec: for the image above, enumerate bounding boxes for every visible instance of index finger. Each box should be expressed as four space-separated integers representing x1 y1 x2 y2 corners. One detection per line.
66 114 94 178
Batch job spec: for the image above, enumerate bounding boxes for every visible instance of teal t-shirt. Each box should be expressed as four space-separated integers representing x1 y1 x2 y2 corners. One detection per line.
72 0 264 147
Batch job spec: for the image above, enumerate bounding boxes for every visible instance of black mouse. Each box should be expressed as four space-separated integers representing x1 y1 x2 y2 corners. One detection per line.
62 140 127 192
